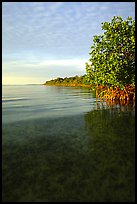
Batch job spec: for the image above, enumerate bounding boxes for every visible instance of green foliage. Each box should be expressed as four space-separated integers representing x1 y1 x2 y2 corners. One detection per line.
44 75 90 86
86 16 135 89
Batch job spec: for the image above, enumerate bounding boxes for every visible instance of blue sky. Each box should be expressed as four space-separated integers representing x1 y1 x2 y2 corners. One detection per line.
2 2 135 84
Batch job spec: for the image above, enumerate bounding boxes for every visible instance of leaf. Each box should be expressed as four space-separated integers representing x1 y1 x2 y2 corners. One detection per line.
85 16 135 88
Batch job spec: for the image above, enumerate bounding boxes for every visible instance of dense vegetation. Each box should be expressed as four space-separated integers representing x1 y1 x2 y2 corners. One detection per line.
44 75 90 87
86 16 135 88
44 16 135 102
86 16 135 101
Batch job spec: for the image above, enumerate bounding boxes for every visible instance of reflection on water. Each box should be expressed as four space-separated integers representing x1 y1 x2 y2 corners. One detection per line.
84 107 135 202
2 86 135 202
96 98 135 114
2 85 95 123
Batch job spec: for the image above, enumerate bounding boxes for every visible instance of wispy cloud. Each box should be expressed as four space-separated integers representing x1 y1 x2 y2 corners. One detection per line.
2 2 135 84
3 2 135 54
36 59 87 67
3 58 87 84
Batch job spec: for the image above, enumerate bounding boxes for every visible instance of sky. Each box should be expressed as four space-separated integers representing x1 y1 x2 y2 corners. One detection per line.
2 2 135 84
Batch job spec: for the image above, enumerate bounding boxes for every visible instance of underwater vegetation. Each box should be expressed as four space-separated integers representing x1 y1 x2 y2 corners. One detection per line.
2 104 135 202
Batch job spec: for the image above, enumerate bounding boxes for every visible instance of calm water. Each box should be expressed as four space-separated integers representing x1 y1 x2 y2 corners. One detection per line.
2 85 135 202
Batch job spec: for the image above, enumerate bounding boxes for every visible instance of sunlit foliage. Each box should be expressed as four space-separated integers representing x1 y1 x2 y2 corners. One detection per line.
86 16 135 89
44 75 90 87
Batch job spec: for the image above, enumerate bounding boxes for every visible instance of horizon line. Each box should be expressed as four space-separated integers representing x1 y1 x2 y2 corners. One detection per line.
2 83 42 85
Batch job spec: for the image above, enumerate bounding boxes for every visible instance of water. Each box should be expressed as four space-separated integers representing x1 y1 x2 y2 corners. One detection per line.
2 85 135 202
2 85 96 123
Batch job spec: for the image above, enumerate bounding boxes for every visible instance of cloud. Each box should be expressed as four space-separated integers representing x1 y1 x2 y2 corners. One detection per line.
2 58 88 84
37 59 87 67
3 58 87 71
1 3 106 54
2 2 135 84
3 2 135 56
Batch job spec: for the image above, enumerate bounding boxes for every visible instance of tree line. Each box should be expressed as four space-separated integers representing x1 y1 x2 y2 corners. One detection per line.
44 75 90 87
44 16 135 101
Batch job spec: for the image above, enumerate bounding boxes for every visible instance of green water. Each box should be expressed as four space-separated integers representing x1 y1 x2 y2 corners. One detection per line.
2 85 135 202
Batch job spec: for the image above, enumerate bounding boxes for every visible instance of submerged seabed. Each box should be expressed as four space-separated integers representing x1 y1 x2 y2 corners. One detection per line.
2 106 135 202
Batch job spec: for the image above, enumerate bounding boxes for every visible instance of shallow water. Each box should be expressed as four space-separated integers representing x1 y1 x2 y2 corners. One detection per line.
2 85 96 123
2 85 135 202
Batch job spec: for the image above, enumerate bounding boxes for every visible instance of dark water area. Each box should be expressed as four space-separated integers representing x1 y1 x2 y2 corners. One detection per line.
2 85 135 202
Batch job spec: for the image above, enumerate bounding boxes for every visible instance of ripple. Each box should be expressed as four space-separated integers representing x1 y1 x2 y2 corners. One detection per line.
2 97 28 103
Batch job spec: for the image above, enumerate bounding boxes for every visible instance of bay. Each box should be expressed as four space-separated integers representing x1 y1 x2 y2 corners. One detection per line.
2 85 135 202
2 85 96 123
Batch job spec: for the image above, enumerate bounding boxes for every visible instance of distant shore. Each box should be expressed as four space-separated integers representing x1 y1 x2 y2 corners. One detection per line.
43 84 91 88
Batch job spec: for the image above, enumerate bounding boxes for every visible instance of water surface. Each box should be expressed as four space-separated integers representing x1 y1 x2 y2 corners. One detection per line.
2 85 135 202
2 85 96 123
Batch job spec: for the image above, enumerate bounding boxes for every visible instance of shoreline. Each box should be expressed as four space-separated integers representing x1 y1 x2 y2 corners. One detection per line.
44 83 135 104
43 84 91 88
